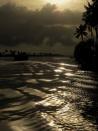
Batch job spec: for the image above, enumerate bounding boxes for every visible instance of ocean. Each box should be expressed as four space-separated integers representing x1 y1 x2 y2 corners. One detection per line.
0 57 98 131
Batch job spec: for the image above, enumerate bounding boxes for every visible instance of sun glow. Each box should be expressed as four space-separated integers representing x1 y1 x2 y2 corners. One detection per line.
44 0 73 10
43 0 86 11
45 0 65 6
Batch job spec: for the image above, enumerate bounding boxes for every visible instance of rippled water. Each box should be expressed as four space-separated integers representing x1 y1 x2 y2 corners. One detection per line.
0 57 98 131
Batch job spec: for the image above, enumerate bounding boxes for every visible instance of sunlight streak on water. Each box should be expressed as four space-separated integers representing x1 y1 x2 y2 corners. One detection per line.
65 73 74 76
26 79 38 84
38 79 53 82
57 103 70 113
21 73 33 76
54 69 63 73
40 113 61 131
49 88 57 91
10 125 22 131
36 94 64 107
57 86 66 89
55 66 73 73
35 73 44 75
59 63 78 67
59 67 66 70
73 77 98 85
54 74 60 77
59 67 73 72
75 82 97 89
0 60 98 131
60 80 70 83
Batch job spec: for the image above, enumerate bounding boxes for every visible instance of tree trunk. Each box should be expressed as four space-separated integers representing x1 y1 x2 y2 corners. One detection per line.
91 28 94 39
93 26 98 67
81 35 83 41
95 26 98 43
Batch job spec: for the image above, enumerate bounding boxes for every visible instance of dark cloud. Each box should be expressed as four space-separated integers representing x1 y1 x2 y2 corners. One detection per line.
0 3 81 55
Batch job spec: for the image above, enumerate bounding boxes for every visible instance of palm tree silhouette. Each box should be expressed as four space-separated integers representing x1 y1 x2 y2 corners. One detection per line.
74 0 98 70
82 0 98 64
83 0 98 41
74 24 87 41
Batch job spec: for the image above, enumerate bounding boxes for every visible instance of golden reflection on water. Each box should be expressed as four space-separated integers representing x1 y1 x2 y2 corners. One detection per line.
59 63 77 67
54 64 73 74
26 79 38 84
59 67 66 70
36 94 64 107
60 80 70 83
39 79 53 82
59 63 66 66
54 69 63 73
50 88 57 91
35 73 44 75
65 72 74 77
0 61 97 131
54 74 60 77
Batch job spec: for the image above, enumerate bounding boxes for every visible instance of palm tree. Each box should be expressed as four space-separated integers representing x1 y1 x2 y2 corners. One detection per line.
82 2 94 37
74 24 88 41
82 0 98 66
83 0 98 41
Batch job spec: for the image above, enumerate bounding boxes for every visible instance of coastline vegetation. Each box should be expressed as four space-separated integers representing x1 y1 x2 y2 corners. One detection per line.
74 0 98 71
0 50 65 61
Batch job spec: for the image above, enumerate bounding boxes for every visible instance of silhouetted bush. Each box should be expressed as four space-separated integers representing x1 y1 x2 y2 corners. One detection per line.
74 39 97 71
14 52 29 61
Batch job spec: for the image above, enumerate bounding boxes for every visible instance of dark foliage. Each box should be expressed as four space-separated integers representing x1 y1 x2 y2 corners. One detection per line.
14 52 29 61
0 49 64 61
74 39 98 71
74 0 98 71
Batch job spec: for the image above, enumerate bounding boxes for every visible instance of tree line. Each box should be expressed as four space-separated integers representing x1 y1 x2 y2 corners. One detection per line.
0 50 64 61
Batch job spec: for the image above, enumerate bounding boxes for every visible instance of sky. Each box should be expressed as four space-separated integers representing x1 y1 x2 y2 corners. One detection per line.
0 0 87 11
0 0 88 56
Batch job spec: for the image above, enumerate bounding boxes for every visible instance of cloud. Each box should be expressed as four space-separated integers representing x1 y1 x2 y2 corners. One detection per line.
0 3 80 55
0 0 86 11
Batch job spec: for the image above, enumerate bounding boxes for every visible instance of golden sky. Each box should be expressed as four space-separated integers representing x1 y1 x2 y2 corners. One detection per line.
0 0 87 11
